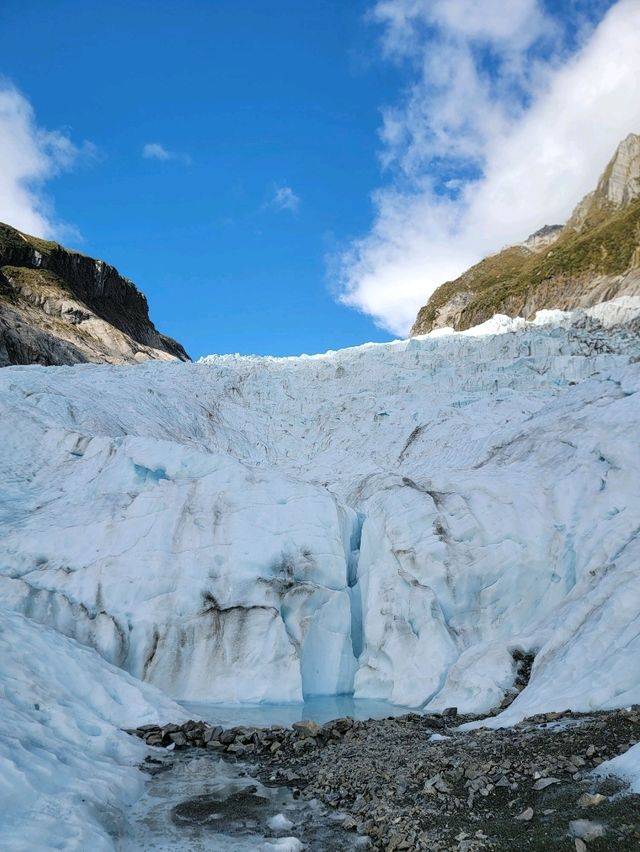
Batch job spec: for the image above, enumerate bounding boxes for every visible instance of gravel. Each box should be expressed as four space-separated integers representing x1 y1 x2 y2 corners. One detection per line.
130 706 640 851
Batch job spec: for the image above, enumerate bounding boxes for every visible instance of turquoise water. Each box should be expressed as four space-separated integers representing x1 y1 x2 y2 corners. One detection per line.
179 695 412 728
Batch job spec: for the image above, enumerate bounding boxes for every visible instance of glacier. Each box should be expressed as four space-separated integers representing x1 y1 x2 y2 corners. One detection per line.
0 604 186 851
1 298 640 722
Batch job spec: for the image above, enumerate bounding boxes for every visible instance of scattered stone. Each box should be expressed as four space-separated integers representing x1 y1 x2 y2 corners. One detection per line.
292 719 321 738
577 792 608 808
292 738 315 754
203 725 222 744
219 729 237 745
206 741 227 752
515 807 534 821
532 777 560 790
128 706 640 852
330 717 354 734
569 819 606 842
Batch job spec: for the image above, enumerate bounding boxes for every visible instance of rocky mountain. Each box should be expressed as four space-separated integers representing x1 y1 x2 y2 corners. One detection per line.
411 133 640 335
0 222 190 366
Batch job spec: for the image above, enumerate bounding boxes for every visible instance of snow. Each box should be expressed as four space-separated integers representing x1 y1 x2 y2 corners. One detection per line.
1 297 640 721
267 814 295 833
596 742 640 793
0 605 186 851
260 840 303 852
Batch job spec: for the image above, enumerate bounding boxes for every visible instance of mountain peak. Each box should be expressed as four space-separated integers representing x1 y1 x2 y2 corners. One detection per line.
567 132 640 231
411 131 640 336
521 224 564 252
597 131 640 207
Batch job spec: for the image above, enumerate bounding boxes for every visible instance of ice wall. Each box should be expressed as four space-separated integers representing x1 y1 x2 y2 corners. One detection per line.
1 300 640 712
0 430 357 701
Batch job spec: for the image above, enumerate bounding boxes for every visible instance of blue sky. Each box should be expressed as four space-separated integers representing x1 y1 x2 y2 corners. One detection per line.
1 0 402 357
1 0 637 358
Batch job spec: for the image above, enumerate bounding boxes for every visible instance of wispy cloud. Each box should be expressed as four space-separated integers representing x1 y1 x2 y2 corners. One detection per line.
0 81 92 238
143 142 172 161
270 184 300 213
337 0 640 335
142 142 191 164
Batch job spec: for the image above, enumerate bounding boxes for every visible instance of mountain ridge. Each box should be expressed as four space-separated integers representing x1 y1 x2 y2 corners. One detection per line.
411 132 640 335
0 222 189 366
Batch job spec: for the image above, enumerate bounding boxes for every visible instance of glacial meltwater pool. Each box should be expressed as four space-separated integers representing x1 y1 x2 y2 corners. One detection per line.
179 695 412 728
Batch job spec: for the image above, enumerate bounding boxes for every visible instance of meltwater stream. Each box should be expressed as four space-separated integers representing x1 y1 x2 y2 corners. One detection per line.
118 699 408 850
118 751 355 851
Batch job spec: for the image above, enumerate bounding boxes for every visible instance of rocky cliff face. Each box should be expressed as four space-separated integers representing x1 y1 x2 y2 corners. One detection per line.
411 133 640 335
0 223 190 366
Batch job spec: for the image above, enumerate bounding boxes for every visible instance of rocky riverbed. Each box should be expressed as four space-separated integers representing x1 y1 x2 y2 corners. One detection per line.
130 707 640 851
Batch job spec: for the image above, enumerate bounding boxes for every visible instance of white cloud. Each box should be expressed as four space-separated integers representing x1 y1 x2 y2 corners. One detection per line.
143 142 172 160
271 185 300 213
338 0 640 335
142 142 191 164
0 82 87 239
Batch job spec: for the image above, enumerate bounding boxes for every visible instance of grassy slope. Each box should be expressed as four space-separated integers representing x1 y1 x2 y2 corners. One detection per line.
0 221 88 258
414 198 640 333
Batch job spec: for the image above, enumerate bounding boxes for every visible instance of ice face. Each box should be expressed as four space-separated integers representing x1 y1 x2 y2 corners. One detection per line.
0 605 187 850
1 299 640 717
0 431 357 702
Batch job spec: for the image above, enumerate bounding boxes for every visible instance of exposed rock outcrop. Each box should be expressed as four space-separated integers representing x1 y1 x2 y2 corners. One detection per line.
520 224 564 252
411 133 640 335
568 132 640 230
0 222 190 366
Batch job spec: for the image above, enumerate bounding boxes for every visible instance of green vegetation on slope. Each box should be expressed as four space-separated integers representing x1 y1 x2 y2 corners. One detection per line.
414 198 640 332
0 222 87 259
